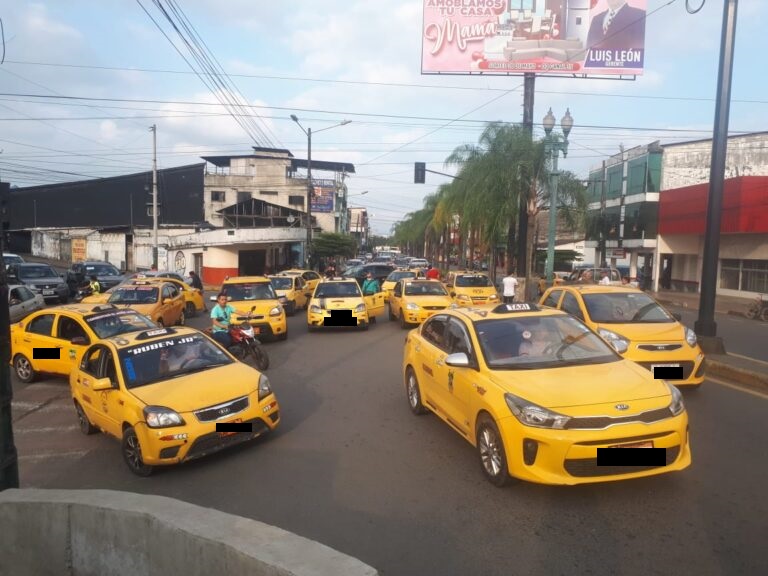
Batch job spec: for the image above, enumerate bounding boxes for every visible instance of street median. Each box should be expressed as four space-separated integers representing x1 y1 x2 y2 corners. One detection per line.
0 488 378 576
705 354 768 394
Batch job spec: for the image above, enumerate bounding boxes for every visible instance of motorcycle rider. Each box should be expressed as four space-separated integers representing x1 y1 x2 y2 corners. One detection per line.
210 292 235 348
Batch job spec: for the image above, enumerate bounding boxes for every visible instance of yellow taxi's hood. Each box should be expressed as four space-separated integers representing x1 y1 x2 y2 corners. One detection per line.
124 303 158 315
314 296 363 310
274 289 291 297
406 295 453 307
229 301 279 316
487 359 670 409
82 293 111 304
128 362 258 413
594 321 685 343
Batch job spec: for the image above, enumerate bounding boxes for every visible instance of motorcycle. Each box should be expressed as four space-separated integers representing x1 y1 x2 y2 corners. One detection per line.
211 306 270 371
74 283 93 303
745 294 768 322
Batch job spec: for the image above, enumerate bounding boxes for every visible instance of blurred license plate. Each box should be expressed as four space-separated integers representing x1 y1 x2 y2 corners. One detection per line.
43 290 55 295
219 418 243 437
609 441 653 449
252 327 260 334
651 363 680 370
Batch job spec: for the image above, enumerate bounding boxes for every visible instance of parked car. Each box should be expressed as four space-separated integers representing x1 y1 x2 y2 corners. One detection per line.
7 263 70 303
7 284 45 323
408 258 429 270
2 253 25 270
565 267 621 285
66 261 126 295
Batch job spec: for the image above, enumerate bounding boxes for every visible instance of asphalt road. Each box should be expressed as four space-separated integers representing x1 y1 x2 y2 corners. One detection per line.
10 306 768 576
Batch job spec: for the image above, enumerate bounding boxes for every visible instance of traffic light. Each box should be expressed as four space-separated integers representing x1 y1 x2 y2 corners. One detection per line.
414 162 426 184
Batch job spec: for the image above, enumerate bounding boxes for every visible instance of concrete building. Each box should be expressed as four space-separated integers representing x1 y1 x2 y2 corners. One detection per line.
348 207 369 251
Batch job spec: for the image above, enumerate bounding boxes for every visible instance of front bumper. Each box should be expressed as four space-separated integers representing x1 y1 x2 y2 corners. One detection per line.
402 307 449 325
497 412 691 485
308 309 369 328
137 395 280 466
240 317 287 339
31 285 68 301
626 348 706 386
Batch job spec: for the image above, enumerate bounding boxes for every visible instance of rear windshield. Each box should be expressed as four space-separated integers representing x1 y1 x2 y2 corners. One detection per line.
405 282 448 296
270 277 293 290
18 265 58 279
223 282 277 301
455 274 492 287
387 271 416 282
108 286 159 304
315 282 361 298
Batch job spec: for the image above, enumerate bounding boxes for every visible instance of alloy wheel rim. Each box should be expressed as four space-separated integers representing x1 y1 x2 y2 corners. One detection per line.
407 374 419 407
16 358 31 379
479 427 502 476
125 435 143 470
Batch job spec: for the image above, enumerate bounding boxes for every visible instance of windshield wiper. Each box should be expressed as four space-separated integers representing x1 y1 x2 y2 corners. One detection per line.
555 331 591 360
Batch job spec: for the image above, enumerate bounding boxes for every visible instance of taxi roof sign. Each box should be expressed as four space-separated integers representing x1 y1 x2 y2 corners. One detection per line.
135 327 177 340
492 303 539 314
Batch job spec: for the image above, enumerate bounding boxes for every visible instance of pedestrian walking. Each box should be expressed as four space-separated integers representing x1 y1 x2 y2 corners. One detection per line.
188 270 203 290
502 272 518 304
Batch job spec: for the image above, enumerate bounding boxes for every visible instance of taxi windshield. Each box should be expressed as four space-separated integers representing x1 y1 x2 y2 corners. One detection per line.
223 283 277 301
387 271 416 281
270 277 293 290
475 315 618 370
405 282 448 296
582 293 675 324
108 286 158 304
84 309 157 338
455 275 491 287
315 282 361 298
86 264 120 276
118 333 233 388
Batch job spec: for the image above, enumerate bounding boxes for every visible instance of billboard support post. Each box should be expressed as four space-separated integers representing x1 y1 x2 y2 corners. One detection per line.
695 0 738 351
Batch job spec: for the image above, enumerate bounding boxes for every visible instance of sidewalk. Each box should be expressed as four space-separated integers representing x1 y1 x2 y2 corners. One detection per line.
650 289 752 317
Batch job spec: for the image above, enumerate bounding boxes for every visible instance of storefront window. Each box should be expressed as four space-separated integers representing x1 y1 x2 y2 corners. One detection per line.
626 158 647 196
719 259 740 290
741 259 768 293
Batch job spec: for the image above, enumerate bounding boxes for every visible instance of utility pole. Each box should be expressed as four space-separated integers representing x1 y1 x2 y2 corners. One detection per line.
518 72 535 293
695 0 738 352
598 160 607 267
0 181 20 490
150 124 159 269
306 127 313 269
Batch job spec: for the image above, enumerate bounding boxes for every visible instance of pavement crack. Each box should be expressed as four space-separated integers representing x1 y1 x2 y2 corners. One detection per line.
12 390 72 424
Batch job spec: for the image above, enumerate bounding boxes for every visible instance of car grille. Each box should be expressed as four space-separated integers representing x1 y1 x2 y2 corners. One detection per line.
638 344 682 352
564 446 680 477
184 418 269 461
423 306 446 311
194 396 249 423
563 406 672 430
637 361 694 380
471 297 487 303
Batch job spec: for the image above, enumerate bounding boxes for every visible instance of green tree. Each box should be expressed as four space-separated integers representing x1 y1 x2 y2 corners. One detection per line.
311 233 358 259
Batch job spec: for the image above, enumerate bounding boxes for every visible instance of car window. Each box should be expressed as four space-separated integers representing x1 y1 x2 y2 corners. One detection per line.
57 316 90 343
109 286 158 304
405 282 448 296
314 282 361 298
27 314 55 336
561 292 584 321
18 265 57 279
393 282 403 297
103 350 119 387
222 282 276 301
455 274 492 287
85 264 120 276
422 315 449 350
582 292 675 324
304 272 320 281
84 309 156 338
270 277 293 290
446 318 473 356
9 288 23 303
542 289 563 308
18 286 36 301
81 346 105 376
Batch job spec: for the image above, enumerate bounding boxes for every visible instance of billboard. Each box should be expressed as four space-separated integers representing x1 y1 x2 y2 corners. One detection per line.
311 179 335 213
421 0 646 76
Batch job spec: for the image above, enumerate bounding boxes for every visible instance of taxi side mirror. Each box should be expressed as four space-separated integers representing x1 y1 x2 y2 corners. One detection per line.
445 352 470 367
91 377 113 391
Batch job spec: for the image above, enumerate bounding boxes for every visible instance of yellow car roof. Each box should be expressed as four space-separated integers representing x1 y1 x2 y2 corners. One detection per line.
103 325 201 349
281 269 310 275
561 285 642 295
318 277 358 284
448 302 567 323
41 303 125 317
222 276 270 284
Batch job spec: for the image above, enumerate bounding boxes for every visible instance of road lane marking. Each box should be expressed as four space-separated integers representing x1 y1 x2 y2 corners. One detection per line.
12 401 43 410
706 376 768 399
727 352 768 366
18 450 91 462
15 425 79 434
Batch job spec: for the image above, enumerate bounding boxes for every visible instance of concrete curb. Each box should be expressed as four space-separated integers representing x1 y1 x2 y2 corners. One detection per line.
0 489 379 576
705 359 768 394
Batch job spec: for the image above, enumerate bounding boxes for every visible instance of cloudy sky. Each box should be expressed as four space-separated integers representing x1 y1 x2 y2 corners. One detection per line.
0 0 765 234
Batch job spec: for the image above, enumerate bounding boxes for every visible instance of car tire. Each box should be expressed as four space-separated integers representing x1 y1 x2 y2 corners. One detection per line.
185 302 196 318
287 302 296 316
760 307 768 322
399 311 409 330
13 354 36 383
370 316 377 324
389 305 396 321
74 401 98 435
405 367 428 415
476 415 512 487
122 427 154 477
177 310 185 326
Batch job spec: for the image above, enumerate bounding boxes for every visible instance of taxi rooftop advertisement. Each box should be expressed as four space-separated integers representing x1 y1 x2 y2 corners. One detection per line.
421 0 647 76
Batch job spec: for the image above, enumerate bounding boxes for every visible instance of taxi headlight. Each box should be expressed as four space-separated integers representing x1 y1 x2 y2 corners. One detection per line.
667 382 685 416
684 327 697 347
144 406 185 428
457 294 471 301
406 302 420 311
597 328 630 354
269 306 282 317
258 374 273 400
309 304 322 313
354 303 366 313
504 393 570 429
489 294 499 300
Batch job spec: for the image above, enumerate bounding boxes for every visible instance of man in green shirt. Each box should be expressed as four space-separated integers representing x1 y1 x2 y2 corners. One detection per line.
362 272 379 295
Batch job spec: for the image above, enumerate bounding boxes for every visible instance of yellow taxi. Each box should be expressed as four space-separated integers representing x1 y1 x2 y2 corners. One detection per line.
10 304 157 383
280 269 322 294
381 269 420 302
307 277 385 331
69 326 280 476
444 272 500 307
147 276 206 318
104 280 186 327
402 302 691 486
539 285 705 387
219 276 287 340
268 274 309 316
388 278 453 328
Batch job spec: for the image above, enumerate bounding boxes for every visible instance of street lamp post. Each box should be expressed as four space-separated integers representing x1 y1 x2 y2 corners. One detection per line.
290 115 350 269
543 107 573 285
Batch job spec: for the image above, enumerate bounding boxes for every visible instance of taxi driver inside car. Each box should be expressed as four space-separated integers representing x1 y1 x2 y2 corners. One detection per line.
70 327 280 476
402 302 691 487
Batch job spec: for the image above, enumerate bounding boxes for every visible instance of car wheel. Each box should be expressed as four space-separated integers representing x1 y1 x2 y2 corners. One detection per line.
370 315 377 324
405 367 428 415
185 302 196 318
389 305 396 321
13 354 36 383
177 310 185 326
74 401 98 435
399 311 409 330
287 301 296 316
760 307 768 322
476 415 511 487
122 427 154 477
